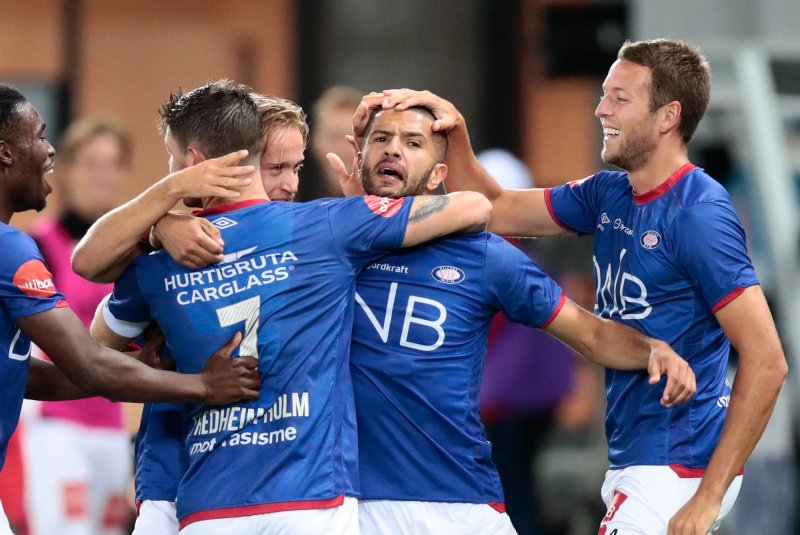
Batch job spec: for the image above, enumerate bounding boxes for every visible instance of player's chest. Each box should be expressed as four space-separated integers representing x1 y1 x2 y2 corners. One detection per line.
591 204 687 310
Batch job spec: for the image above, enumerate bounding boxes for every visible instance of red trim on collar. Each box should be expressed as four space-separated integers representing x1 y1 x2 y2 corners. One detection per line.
193 199 269 217
633 163 696 205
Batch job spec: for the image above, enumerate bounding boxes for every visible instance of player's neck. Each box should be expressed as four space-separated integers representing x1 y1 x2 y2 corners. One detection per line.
202 170 269 210
627 144 689 196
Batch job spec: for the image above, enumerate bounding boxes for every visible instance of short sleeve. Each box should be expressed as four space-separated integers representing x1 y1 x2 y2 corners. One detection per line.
545 174 602 235
104 261 151 338
485 238 565 328
0 231 67 320
671 201 759 313
326 195 413 268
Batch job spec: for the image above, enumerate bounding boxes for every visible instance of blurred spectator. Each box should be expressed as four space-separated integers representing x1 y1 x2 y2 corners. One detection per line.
298 85 362 200
25 119 133 535
477 149 601 535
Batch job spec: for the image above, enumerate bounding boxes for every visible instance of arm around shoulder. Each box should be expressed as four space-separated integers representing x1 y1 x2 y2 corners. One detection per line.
402 191 491 247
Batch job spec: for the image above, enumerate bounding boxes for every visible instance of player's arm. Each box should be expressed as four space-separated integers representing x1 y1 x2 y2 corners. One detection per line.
17 306 260 404
71 151 254 283
358 89 566 237
401 192 492 247
26 358 88 401
668 285 787 534
544 298 696 407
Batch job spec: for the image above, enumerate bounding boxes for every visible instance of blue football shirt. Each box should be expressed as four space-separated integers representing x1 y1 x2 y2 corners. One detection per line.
350 232 564 503
104 196 411 526
546 163 759 469
0 223 67 468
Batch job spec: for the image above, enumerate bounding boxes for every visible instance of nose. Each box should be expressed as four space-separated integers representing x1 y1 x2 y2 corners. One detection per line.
595 96 608 119
384 137 401 157
47 138 56 157
282 174 299 195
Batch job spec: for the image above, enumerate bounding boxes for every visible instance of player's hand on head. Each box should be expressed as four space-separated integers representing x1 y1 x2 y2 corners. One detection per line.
200 331 261 404
352 92 387 149
380 89 462 133
167 150 254 200
326 149 365 197
647 340 696 407
154 212 224 269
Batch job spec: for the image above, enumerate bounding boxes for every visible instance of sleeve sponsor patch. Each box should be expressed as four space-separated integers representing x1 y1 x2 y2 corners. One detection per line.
364 195 406 218
13 259 58 298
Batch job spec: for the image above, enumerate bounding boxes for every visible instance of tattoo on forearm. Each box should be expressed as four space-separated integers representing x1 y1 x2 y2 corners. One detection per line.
409 196 449 223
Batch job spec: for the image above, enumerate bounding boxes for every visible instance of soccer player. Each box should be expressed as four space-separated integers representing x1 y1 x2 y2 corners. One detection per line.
0 84 260 534
369 39 788 535
88 80 492 534
329 103 695 535
128 94 310 535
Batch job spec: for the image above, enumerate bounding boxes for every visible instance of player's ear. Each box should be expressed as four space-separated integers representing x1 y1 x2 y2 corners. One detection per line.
0 141 13 166
425 163 448 192
186 144 206 165
660 101 681 135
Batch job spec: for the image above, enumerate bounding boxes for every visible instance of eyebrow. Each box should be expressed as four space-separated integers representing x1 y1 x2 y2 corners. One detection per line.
266 157 305 165
371 129 427 139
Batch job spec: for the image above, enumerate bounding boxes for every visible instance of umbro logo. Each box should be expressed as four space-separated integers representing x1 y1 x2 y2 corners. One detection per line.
212 217 238 230
598 212 611 231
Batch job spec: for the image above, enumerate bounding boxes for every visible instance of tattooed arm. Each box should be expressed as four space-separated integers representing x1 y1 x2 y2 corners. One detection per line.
402 192 491 247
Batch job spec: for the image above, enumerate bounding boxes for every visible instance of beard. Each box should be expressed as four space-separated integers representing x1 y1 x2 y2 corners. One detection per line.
360 160 438 198
602 118 658 173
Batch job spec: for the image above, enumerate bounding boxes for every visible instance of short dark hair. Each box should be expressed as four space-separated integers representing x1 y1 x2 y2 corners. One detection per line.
362 105 448 162
0 84 28 142
618 39 710 144
159 79 262 164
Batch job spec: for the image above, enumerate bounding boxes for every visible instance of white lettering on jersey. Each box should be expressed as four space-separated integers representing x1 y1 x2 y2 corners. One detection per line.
400 296 447 351
356 283 447 352
594 249 652 320
8 328 30 361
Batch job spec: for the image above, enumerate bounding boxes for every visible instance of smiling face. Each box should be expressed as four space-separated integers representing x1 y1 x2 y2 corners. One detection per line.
260 126 304 201
595 60 660 173
4 103 56 214
358 108 446 198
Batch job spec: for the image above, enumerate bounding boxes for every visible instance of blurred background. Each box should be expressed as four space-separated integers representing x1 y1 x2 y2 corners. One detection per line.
1 0 798 533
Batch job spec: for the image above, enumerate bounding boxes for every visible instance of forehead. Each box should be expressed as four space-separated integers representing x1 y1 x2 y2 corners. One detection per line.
371 108 433 135
14 102 43 133
263 127 305 157
603 59 652 94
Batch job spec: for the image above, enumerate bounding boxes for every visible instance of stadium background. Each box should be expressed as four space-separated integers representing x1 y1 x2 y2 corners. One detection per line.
1 0 797 533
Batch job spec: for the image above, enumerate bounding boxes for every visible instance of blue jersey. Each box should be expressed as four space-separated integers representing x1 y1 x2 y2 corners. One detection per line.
546 163 759 469
103 197 411 526
127 337 187 504
350 232 564 503
134 401 187 503
0 223 66 468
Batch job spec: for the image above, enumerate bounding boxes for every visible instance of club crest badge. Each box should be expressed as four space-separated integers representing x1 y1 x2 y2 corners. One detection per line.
640 230 661 250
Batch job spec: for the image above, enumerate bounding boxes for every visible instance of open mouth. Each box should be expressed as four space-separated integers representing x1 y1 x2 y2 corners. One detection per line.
377 163 404 182
603 127 621 141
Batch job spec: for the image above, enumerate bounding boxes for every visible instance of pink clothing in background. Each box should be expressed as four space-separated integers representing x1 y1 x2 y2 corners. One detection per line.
31 217 122 430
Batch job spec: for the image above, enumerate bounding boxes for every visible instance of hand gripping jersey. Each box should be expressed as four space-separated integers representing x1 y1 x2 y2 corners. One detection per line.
103 197 411 528
0 223 67 468
546 163 759 470
350 232 564 503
